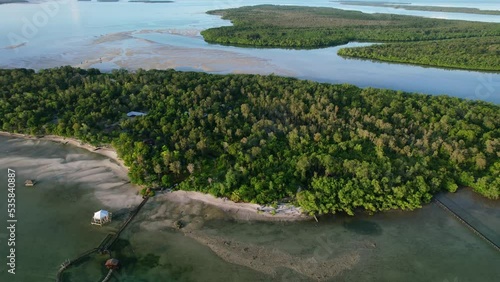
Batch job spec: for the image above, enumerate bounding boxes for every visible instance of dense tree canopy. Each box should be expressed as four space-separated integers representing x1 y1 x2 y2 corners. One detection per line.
338 37 500 71
0 67 498 215
201 5 500 71
338 1 500 16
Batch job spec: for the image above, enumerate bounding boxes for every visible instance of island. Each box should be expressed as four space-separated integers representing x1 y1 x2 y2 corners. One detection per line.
0 0 28 4
335 1 500 16
201 5 500 71
0 67 498 216
129 1 174 3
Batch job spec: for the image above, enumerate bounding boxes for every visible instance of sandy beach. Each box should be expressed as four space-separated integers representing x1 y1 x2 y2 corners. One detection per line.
0 131 310 221
1 133 498 282
158 190 309 221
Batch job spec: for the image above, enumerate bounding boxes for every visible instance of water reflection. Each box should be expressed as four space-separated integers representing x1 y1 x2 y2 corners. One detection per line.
1 1 499 103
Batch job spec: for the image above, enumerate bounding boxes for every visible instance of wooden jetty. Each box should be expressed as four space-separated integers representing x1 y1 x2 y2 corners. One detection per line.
55 248 99 282
97 234 114 253
101 269 114 282
55 196 150 282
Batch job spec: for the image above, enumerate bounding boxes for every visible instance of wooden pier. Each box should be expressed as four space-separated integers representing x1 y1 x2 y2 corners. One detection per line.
97 234 114 253
55 196 150 282
101 269 114 282
55 248 98 282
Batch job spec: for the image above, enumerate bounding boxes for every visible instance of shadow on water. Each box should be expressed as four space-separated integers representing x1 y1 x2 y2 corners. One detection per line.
342 219 383 236
60 272 73 282
110 238 139 274
113 238 132 249
111 239 163 274
111 208 134 220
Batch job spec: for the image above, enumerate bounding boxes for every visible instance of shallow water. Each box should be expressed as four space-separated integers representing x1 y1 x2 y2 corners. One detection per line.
133 33 500 103
329 0 500 21
1 0 499 103
0 136 140 281
0 136 498 282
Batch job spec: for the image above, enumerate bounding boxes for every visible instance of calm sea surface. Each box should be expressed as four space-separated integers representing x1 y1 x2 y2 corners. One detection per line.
0 0 499 103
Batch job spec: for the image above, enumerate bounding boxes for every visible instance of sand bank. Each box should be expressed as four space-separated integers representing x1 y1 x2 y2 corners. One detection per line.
93 32 134 44
158 191 309 221
0 131 310 221
186 230 361 281
134 28 202 37
0 131 126 169
4 42 26 49
1 29 297 77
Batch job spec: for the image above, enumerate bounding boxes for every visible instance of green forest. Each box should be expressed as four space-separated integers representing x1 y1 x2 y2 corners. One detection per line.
1 67 499 215
338 37 500 71
201 5 500 71
337 1 500 16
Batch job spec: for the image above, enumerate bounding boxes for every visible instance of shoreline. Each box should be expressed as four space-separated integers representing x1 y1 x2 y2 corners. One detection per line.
0 131 310 221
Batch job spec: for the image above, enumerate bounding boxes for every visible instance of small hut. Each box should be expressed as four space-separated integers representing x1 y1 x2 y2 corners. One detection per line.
127 111 146 117
25 180 35 187
91 210 112 226
105 258 120 270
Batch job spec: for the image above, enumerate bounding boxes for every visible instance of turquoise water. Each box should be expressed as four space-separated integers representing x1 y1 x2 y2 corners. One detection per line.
0 0 499 103
0 136 499 282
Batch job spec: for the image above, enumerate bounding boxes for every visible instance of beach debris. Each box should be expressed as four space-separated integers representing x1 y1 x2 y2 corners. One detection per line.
174 220 185 229
256 203 303 216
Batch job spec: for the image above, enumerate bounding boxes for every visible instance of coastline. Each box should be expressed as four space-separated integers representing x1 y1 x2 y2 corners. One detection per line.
0 131 310 221
2 133 499 282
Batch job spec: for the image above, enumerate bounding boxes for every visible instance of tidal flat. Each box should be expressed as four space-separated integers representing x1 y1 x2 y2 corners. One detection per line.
1 1 499 103
0 135 498 281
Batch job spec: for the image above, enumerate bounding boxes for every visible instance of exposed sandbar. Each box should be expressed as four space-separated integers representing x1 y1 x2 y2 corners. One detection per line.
0 131 309 221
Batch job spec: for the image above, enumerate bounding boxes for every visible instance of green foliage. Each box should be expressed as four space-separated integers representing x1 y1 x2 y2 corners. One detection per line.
1 67 498 216
338 2 500 15
140 188 155 197
338 37 500 71
201 5 500 71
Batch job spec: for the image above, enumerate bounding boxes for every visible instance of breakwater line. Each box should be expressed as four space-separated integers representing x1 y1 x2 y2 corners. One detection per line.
434 197 499 252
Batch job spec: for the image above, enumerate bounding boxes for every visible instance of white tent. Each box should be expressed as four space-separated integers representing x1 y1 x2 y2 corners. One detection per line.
91 209 112 226
93 210 109 220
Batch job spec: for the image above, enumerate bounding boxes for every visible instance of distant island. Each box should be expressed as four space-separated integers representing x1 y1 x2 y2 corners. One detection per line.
0 0 28 4
78 0 174 2
129 1 174 3
201 5 500 71
336 1 500 16
84 0 175 2
337 36 500 71
0 67 498 216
